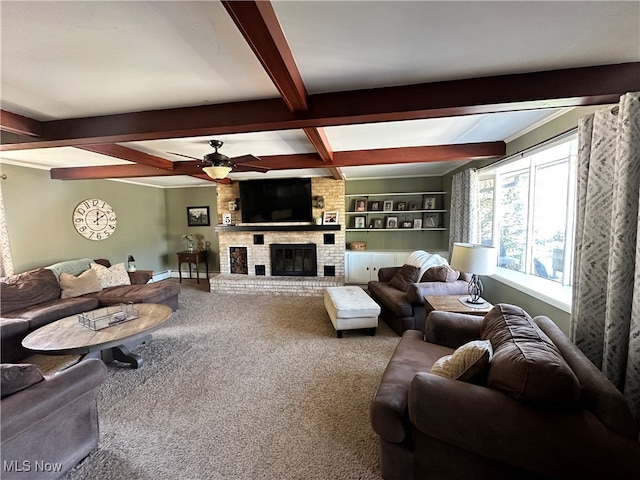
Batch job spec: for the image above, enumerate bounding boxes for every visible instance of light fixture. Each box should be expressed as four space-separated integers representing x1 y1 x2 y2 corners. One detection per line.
202 165 233 179
127 255 136 272
449 243 497 304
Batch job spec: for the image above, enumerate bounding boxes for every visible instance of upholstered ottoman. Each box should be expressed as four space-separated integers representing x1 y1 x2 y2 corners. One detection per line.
324 286 381 338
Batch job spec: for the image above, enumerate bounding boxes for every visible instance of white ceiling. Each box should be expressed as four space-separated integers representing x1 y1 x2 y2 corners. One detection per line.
1 1 639 187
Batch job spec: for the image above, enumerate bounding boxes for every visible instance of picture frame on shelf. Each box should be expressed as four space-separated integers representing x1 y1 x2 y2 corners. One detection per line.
187 206 210 226
369 200 381 211
385 216 398 229
373 218 383 229
424 197 436 210
323 211 339 225
383 200 393 212
413 218 423 229
396 201 407 211
354 216 366 229
222 213 233 225
401 221 413 228
409 201 418 211
424 215 438 227
354 198 367 212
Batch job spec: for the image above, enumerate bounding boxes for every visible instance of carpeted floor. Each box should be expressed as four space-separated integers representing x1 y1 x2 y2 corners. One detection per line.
64 282 400 479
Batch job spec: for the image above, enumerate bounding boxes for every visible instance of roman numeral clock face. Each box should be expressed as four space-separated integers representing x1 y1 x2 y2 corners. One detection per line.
73 198 117 241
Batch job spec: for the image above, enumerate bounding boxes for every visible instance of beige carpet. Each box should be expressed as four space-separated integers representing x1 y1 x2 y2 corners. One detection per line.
64 284 400 479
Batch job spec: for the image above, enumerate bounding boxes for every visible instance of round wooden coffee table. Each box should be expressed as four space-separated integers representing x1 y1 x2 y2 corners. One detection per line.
22 303 172 369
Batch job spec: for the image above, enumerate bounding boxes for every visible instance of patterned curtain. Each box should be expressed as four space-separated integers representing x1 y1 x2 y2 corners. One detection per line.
0 180 14 277
571 91 640 421
448 168 479 254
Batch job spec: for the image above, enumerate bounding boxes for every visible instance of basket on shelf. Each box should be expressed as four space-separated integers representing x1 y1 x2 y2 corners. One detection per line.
348 241 367 251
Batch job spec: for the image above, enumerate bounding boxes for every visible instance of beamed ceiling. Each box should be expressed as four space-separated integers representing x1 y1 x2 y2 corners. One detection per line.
1 1 639 187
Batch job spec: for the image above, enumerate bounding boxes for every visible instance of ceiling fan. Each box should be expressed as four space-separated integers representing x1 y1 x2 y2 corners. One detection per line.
169 140 270 179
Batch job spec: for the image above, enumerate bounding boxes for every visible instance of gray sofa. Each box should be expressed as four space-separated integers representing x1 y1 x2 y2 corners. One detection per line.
1 359 108 479
370 304 640 479
368 265 471 335
0 258 180 363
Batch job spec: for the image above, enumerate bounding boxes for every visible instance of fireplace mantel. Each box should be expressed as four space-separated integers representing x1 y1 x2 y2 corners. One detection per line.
215 225 341 232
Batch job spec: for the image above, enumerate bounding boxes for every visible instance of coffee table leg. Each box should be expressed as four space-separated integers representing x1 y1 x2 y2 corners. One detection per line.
111 345 143 369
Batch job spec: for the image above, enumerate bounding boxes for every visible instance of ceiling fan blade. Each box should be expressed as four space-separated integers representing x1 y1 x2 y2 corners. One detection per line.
167 152 201 161
233 164 271 173
230 154 261 163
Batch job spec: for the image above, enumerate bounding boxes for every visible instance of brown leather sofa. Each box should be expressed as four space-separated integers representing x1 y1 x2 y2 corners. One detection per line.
370 304 640 479
1 359 108 479
368 266 470 335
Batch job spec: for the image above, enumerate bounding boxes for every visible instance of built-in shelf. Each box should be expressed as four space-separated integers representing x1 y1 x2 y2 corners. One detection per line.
215 224 342 232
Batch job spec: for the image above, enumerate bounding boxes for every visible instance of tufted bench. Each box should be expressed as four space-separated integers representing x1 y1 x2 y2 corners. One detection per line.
324 286 381 338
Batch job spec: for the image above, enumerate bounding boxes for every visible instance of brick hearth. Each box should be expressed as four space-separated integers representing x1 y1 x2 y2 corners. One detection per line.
209 274 344 296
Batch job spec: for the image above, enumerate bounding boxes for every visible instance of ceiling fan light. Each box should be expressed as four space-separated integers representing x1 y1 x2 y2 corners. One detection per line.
202 165 232 179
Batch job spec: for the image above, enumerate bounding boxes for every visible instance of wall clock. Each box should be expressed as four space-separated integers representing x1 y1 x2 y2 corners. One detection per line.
72 198 117 241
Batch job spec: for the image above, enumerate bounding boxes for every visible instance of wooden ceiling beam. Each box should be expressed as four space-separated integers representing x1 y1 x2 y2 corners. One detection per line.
4 63 638 152
222 0 307 112
0 109 42 137
51 141 504 180
76 144 175 170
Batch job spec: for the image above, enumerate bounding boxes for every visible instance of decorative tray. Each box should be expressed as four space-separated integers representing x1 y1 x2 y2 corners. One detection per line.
78 303 139 331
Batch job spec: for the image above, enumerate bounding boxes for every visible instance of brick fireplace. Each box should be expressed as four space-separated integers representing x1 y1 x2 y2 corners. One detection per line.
210 178 346 296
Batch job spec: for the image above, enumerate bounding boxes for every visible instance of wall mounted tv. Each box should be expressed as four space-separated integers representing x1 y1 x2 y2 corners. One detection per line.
239 178 313 223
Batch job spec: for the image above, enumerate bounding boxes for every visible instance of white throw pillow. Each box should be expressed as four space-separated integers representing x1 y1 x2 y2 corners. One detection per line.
90 262 131 288
405 250 449 280
431 340 493 383
59 269 103 298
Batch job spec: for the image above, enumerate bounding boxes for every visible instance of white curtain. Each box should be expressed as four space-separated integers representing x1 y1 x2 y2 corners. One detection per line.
0 180 13 277
448 169 479 254
571 91 640 422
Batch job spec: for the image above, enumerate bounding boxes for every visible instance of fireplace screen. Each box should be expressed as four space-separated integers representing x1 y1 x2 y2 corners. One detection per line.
270 244 317 276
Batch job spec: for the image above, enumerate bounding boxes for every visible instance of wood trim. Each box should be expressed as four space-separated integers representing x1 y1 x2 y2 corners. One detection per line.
76 144 175 170
0 110 42 137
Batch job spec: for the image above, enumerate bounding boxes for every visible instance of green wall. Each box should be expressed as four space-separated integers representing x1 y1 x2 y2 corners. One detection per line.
2 163 167 274
345 176 447 251
164 186 219 273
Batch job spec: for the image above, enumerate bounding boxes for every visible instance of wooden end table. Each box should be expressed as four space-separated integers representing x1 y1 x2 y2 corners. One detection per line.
177 250 209 284
22 303 172 369
424 294 493 316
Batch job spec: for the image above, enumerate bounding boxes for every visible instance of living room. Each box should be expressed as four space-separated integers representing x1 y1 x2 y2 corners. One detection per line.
2 1 640 479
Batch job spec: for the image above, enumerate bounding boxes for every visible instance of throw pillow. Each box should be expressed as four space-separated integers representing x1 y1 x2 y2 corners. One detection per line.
1 363 44 399
388 264 421 291
430 340 493 383
481 304 581 404
90 262 131 289
421 265 460 283
59 269 102 298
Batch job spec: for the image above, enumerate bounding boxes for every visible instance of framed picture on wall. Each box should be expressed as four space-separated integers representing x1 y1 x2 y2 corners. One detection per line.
323 211 339 225
187 206 210 226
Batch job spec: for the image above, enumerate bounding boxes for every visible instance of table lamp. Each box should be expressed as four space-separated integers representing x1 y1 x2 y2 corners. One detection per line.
449 243 497 304
127 255 136 272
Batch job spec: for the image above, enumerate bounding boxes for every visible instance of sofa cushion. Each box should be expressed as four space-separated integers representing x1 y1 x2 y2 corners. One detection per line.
388 264 421 291
0 269 61 315
367 282 414 318
430 339 492 383
421 265 460 283
1 363 44 398
87 282 181 307
90 262 131 288
59 269 103 298
370 330 454 443
481 304 580 404
45 258 93 280
2 297 100 330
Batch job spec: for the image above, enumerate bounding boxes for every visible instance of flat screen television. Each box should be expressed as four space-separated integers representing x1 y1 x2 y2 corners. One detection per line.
239 178 313 223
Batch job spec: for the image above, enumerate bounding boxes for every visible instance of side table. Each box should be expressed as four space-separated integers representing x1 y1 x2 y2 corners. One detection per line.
177 250 209 284
424 294 493 316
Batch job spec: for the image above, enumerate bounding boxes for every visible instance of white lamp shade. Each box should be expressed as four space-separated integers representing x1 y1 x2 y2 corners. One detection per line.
449 243 497 276
202 165 232 179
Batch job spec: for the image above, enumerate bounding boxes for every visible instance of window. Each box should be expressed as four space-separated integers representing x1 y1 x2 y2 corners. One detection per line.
479 133 578 309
